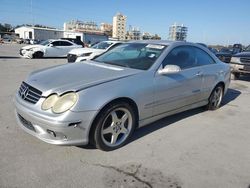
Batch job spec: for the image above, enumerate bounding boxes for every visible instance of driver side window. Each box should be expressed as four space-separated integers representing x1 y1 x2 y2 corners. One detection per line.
162 46 195 69
51 41 60 46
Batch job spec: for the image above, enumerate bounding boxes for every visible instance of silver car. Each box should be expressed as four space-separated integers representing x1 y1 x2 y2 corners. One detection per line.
14 41 231 151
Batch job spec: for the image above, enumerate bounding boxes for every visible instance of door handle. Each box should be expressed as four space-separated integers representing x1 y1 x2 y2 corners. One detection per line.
195 72 203 77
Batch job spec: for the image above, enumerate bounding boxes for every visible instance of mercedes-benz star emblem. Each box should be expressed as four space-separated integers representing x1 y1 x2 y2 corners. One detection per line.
20 85 29 100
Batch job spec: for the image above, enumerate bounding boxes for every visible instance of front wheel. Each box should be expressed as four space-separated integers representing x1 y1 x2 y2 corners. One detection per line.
206 85 224 110
32 51 44 59
93 102 136 151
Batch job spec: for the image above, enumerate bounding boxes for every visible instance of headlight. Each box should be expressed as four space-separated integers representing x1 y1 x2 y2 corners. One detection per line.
41 92 78 114
26 48 34 51
41 94 58 110
230 57 241 63
52 92 78 114
78 52 92 57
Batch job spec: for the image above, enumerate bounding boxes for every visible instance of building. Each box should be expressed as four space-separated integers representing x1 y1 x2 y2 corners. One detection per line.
15 26 64 40
100 23 113 36
112 13 127 40
125 26 141 40
63 20 100 33
168 23 188 41
15 26 108 44
63 20 108 44
142 32 161 40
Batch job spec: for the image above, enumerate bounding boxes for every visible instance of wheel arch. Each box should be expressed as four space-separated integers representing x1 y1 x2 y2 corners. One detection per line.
88 97 139 144
214 81 225 94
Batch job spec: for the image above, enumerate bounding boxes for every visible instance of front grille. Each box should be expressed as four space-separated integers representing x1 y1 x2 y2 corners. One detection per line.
240 58 250 64
18 114 36 132
18 82 42 104
243 66 250 71
67 54 77 63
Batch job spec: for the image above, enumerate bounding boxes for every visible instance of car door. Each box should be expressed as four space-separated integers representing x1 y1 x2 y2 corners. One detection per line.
192 47 219 100
45 41 62 57
59 41 75 56
153 45 204 116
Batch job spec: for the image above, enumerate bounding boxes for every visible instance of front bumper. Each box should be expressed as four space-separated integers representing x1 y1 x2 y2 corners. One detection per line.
14 93 98 145
67 54 77 63
230 63 250 74
19 49 33 58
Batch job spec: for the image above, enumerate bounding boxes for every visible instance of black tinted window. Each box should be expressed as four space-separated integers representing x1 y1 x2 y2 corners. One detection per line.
194 47 215 66
162 46 196 69
60 41 72 46
51 41 60 46
162 46 215 69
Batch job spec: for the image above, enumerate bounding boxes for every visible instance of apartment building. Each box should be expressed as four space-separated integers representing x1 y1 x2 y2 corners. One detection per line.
112 13 127 40
168 23 188 41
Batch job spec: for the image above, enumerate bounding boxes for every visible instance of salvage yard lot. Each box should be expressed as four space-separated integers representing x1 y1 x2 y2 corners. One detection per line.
0 44 250 188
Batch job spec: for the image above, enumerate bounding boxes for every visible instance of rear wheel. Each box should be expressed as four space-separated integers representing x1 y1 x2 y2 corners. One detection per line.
231 73 240 80
32 51 43 59
206 85 224 110
93 102 136 151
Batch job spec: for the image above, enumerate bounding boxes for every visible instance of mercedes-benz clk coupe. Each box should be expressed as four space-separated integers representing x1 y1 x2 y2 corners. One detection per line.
14 41 231 151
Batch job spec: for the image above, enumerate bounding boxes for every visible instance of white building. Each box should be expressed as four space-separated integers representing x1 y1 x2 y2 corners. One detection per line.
168 23 188 41
15 26 64 40
126 26 141 40
112 13 127 40
14 26 108 44
63 20 101 33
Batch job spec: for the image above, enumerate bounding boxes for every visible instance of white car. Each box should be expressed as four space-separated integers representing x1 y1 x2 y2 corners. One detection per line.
67 41 122 63
19 39 82 59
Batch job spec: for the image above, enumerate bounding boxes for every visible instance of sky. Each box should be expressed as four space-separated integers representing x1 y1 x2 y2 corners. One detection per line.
1 0 250 45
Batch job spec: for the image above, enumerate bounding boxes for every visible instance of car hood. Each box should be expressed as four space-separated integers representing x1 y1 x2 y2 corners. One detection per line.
22 44 44 50
68 48 104 56
26 61 142 96
233 51 250 57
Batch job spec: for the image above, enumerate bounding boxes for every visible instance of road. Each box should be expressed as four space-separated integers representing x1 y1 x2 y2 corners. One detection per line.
0 44 250 188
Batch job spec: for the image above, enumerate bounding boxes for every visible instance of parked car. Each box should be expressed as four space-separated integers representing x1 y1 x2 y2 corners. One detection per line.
24 39 30 44
230 45 250 79
19 39 82 58
30 39 39 44
67 41 122 63
216 48 233 63
208 47 218 54
14 41 230 151
216 44 243 63
61 38 84 47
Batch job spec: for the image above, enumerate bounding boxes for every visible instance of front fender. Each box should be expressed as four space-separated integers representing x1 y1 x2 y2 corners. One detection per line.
71 72 155 120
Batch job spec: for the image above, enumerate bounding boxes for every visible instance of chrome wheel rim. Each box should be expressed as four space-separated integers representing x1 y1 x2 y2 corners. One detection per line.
101 107 133 147
211 87 223 108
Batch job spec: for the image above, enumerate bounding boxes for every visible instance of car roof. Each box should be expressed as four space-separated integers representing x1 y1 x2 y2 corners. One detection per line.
128 40 185 46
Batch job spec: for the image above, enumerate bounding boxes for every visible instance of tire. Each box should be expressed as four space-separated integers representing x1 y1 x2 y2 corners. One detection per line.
32 51 43 59
231 73 240 80
93 102 136 151
206 84 224 110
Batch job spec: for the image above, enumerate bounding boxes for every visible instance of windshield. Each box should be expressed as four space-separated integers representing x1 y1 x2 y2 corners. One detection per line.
39 40 51 46
245 45 250 52
92 41 113 49
93 43 166 70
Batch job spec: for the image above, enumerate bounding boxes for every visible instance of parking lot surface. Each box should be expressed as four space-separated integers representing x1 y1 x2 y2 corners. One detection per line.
0 44 250 188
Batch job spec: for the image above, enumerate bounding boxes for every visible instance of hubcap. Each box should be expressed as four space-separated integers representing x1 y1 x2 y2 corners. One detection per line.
211 87 223 108
101 108 133 147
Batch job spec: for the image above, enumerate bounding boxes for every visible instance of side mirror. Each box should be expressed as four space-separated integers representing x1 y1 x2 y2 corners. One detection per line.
48 43 53 47
158 65 181 75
